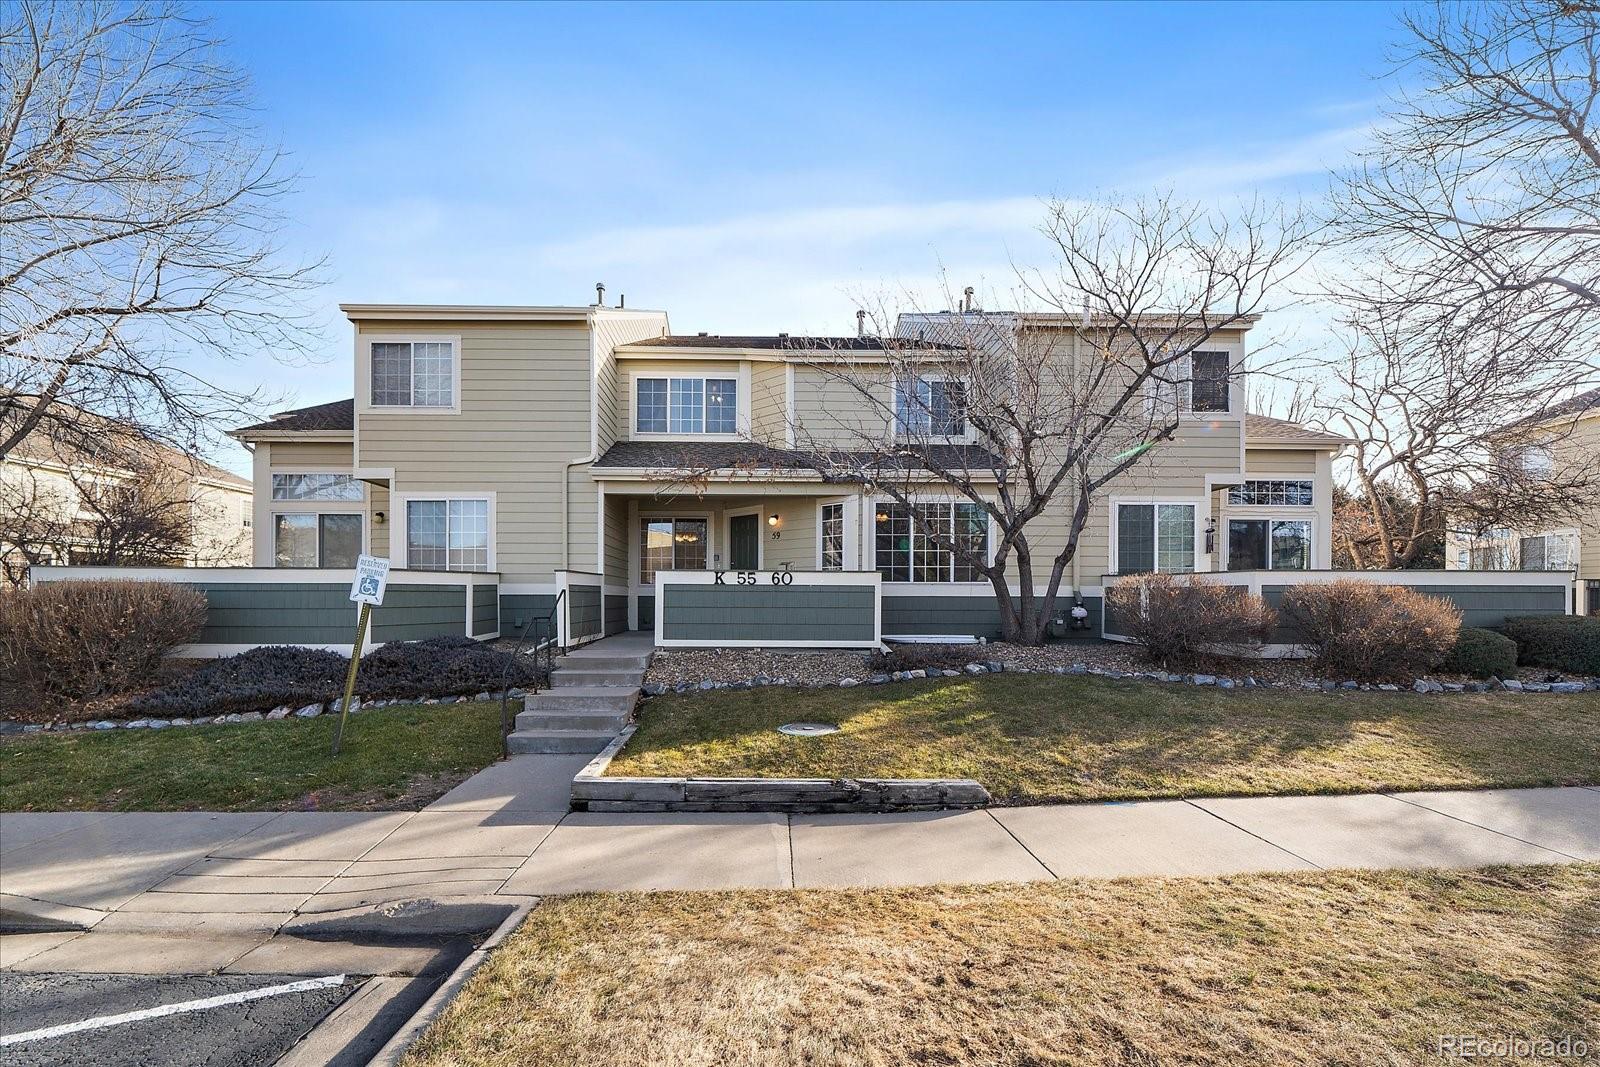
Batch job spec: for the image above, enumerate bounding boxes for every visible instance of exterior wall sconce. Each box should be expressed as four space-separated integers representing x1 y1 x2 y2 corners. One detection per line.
769 513 781 539
373 511 386 525
1204 517 1217 555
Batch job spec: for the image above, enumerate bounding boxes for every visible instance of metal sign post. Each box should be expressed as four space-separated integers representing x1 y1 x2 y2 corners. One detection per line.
332 555 390 757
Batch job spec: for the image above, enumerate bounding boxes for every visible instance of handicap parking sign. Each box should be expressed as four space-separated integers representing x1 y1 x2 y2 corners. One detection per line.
350 554 390 606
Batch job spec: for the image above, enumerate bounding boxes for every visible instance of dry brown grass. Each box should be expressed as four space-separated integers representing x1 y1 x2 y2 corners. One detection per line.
406 864 1599 1067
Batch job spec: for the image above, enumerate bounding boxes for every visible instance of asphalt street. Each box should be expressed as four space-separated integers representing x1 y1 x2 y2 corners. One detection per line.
0 971 357 1067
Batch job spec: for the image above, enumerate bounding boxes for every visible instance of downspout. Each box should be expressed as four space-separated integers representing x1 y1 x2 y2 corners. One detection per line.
1069 325 1082 599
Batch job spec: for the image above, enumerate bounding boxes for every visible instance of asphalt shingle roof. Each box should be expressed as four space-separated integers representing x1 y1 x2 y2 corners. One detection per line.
1243 413 1349 446
594 440 1000 473
232 398 354 434
626 335 959 351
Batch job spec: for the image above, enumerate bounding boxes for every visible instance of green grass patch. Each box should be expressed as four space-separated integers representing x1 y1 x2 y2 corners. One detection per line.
609 674 1600 803
0 702 506 812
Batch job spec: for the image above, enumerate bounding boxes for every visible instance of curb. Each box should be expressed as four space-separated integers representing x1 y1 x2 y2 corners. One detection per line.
363 898 535 1066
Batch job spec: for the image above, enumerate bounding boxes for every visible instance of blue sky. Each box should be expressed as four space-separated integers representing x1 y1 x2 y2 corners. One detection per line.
202 0 1405 470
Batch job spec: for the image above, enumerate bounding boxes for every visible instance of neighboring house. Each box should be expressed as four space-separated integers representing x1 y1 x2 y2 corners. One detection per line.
1 400 253 583
1446 386 1600 615
229 301 1350 643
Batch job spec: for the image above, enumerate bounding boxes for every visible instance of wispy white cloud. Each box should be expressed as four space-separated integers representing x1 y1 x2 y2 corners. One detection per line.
1142 123 1374 194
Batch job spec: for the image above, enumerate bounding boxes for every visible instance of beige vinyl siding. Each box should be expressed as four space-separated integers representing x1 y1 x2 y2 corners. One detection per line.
603 492 629 585
355 321 591 585
750 362 787 446
1244 448 1317 475
593 310 670 452
788 365 891 448
268 441 354 468
368 484 391 559
1564 418 1600 580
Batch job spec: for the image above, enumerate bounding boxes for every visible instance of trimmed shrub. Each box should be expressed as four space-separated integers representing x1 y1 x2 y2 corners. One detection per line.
1442 627 1518 679
0 580 206 704
1281 580 1460 683
1501 615 1600 675
1105 574 1276 670
123 635 548 717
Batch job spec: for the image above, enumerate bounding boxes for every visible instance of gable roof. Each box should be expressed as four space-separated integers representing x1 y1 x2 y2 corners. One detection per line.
1 395 251 488
231 398 354 436
594 440 1000 475
1506 385 1600 431
1244 413 1350 447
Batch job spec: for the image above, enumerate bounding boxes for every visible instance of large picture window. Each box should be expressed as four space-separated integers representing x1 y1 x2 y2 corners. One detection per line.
273 513 362 568
636 377 738 434
1116 503 1196 574
1227 479 1312 506
1228 519 1310 571
820 502 845 570
406 498 489 571
271 473 364 502
640 518 708 584
894 377 967 437
874 502 987 582
371 340 454 407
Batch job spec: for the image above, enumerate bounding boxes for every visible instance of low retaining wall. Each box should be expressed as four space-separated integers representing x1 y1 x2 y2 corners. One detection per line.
572 726 991 813
28 566 499 656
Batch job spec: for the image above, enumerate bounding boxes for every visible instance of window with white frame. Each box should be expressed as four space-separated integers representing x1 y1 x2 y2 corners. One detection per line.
1520 531 1576 571
639 518 708 584
820 502 845 570
371 340 454 407
1149 351 1232 416
1228 518 1310 570
635 377 738 434
271 473 364 502
406 498 489 571
1227 479 1312 506
894 376 967 437
874 502 987 582
273 513 361 568
1116 503 1196 574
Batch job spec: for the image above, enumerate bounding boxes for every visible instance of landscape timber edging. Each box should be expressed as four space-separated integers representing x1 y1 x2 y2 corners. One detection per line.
570 724 992 814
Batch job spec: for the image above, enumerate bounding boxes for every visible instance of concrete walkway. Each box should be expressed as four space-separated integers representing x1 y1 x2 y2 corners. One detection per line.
4 765 1598 970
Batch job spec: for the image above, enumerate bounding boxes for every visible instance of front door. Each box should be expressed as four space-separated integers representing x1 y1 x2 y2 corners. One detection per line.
729 513 760 570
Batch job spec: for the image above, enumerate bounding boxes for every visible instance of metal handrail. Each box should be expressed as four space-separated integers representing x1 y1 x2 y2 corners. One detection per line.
497 589 566 756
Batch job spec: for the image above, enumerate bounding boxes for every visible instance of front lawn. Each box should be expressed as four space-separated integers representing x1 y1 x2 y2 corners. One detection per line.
0 702 505 812
608 674 1600 803
404 864 1600 1067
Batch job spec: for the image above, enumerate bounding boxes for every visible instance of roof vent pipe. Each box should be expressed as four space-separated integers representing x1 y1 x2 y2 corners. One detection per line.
963 286 975 313
595 282 606 306
856 310 866 338
618 294 625 308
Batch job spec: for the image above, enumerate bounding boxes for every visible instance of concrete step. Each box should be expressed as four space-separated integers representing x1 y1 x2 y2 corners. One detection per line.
506 728 618 755
525 686 639 712
555 653 650 672
516 708 630 732
553 669 644 688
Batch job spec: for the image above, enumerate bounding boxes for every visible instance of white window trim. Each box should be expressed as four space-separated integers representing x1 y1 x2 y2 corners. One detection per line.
1145 346 1244 421
869 494 995 587
635 511 715 590
270 511 366 568
1108 496 1209 575
1225 477 1316 508
1517 527 1581 571
629 368 750 441
269 470 368 504
815 497 856 571
888 374 977 444
723 505 765 571
1224 516 1314 571
390 491 496 571
357 334 462 415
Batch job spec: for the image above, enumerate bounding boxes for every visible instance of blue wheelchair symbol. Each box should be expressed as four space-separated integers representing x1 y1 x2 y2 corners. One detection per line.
359 576 380 597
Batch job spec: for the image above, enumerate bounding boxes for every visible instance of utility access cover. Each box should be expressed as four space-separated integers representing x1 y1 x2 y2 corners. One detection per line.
777 722 840 737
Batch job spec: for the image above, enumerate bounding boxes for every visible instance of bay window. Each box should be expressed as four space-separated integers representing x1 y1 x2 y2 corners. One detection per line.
874 501 988 582
636 377 738 434
273 513 362 568
371 340 455 408
1116 503 1196 574
406 498 490 571
640 518 708 584
1228 519 1311 571
894 376 967 437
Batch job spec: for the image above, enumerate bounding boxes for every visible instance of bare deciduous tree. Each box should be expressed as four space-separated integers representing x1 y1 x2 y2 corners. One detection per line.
0 0 320 462
748 195 1314 645
1319 0 1600 567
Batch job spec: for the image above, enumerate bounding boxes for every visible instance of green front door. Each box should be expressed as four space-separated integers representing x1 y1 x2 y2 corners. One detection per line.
729 513 759 570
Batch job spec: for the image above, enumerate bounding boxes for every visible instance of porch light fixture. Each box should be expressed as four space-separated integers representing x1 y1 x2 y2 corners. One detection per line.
373 511 386 524
767 513 780 527
1204 517 1217 554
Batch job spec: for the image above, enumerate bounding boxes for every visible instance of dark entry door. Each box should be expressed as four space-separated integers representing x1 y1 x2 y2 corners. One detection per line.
729 513 759 570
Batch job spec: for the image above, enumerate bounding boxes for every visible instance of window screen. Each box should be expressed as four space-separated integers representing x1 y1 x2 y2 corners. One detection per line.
1190 351 1230 412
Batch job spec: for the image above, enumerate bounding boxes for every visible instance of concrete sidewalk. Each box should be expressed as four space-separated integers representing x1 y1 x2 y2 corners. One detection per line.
4 762 1597 970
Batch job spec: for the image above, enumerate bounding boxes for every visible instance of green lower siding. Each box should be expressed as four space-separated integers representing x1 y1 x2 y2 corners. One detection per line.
662 584 876 643
605 594 627 636
499 594 556 640
882 595 1103 642
570 585 603 641
192 582 354 645
639 595 655 630
471 584 500 637
369 585 467 643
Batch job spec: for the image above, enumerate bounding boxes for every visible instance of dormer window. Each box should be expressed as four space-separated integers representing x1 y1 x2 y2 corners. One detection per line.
895 376 967 437
636 377 738 434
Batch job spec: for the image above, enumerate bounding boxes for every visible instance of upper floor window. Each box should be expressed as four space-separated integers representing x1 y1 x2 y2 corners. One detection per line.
1189 351 1231 413
271 473 364 502
894 377 967 437
875 501 987 582
1227 479 1313 506
636 377 737 434
372 340 454 408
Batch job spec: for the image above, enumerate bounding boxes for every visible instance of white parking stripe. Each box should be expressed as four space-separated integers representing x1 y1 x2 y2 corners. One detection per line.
0 974 348 1046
